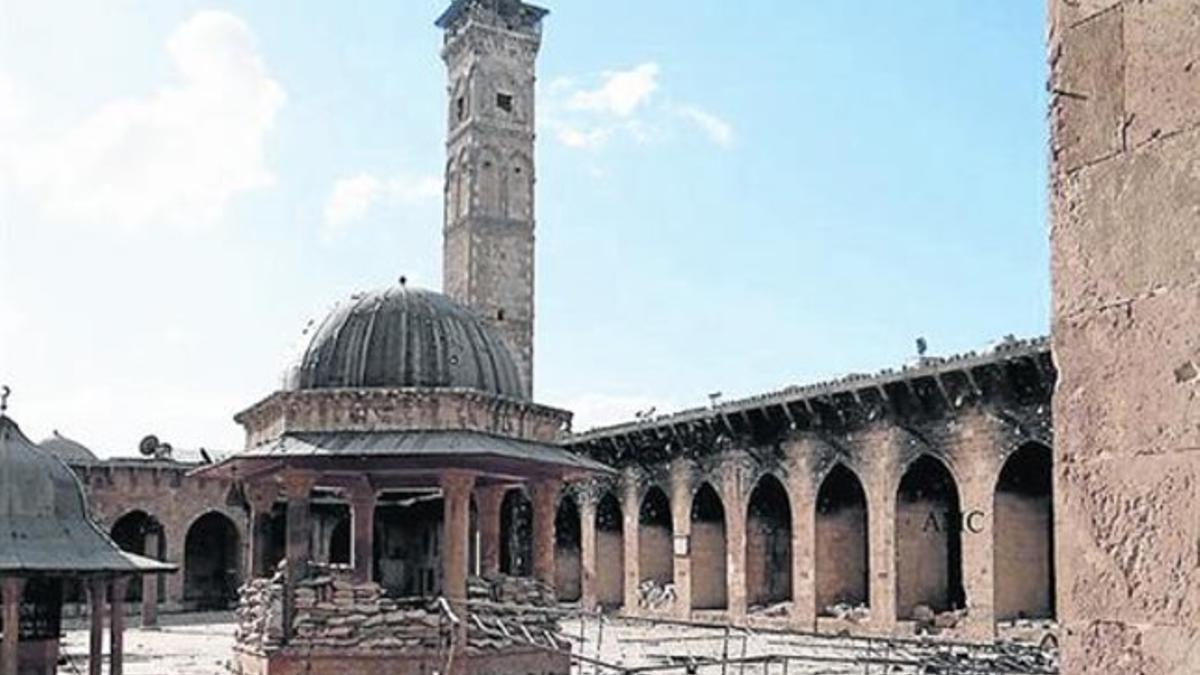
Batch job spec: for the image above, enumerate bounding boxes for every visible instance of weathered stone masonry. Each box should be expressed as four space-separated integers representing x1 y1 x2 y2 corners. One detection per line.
562 338 1055 641
1049 0 1200 671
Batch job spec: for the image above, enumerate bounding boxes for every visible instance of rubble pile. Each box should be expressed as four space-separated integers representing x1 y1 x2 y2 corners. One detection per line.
911 604 968 634
748 601 793 618
822 602 870 623
637 581 676 610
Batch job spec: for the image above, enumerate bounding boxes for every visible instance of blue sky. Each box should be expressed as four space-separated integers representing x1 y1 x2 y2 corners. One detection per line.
0 1 1049 456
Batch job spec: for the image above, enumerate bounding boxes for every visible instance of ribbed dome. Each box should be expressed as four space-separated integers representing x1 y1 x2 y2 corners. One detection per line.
40 430 98 464
284 285 525 400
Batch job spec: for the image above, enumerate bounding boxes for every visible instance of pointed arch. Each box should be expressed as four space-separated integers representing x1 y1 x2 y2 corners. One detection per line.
690 482 727 610
638 486 673 589
815 464 869 615
184 511 241 610
895 455 965 619
994 442 1054 621
555 494 582 601
110 510 165 602
595 491 625 608
746 473 792 608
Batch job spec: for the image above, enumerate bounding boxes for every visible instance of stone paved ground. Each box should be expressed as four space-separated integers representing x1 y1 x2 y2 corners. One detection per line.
55 614 1046 674
59 613 236 675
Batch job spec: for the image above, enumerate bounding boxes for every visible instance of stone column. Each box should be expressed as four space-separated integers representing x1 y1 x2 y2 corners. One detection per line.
2 577 24 675
87 578 107 675
111 578 129 675
348 484 377 583
578 489 599 611
441 469 476 656
721 456 749 622
669 460 693 619
955 438 997 641
530 478 561 587
786 439 818 631
141 527 161 628
475 484 505 578
620 473 641 615
245 482 280 578
281 472 316 642
867 452 898 634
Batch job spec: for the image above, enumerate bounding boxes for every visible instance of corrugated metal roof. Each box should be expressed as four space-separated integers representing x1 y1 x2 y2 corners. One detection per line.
0 415 177 575
236 430 612 474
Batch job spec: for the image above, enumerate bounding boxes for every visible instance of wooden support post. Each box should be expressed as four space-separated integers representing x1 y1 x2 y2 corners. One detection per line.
530 478 561 587
142 527 161 629
475 485 506 578
349 483 377 584
111 577 129 675
88 578 108 675
2 577 25 675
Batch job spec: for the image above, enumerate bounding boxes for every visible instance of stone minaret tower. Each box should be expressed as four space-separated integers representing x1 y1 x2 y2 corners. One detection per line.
438 0 547 399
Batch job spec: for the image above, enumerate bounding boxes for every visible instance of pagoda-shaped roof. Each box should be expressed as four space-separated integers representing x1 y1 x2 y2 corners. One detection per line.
0 412 174 576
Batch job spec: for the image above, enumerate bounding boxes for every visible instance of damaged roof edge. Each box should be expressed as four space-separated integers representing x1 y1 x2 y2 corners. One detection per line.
569 335 1051 443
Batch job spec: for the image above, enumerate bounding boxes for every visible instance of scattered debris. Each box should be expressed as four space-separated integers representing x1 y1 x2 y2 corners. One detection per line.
637 581 677 610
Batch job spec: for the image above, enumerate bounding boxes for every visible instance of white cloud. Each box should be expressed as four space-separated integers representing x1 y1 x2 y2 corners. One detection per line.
556 126 610 150
677 105 735 148
5 11 285 229
566 63 659 117
544 62 733 152
322 171 441 237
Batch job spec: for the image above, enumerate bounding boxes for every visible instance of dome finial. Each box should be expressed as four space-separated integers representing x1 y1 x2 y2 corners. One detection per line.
0 385 10 415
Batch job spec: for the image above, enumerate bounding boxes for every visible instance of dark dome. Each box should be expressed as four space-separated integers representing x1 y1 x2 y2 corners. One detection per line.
284 285 525 399
0 414 156 573
39 430 98 464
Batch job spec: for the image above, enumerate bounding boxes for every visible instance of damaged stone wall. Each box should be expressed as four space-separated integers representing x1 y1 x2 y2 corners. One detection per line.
1049 0 1200 670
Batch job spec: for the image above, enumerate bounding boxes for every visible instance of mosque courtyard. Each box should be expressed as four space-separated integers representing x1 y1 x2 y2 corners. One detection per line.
56 612 1053 675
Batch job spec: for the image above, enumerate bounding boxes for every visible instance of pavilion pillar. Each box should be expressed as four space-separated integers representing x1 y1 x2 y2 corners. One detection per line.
111 578 129 675
530 478 561 587
87 578 107 675
281 472 316 642
475 484 505 578
579 490 599 611
348 483 377 584
442 470 476 659
2 576 25 675
246 482 280 578
141 528 161 628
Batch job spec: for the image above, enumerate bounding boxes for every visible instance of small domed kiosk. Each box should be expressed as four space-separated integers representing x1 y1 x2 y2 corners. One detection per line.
199 284 611 675
0 391 174 675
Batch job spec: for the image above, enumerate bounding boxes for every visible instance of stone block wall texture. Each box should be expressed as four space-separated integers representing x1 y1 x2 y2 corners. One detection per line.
814 507 869 612
1049 0 1200 671
993 493 1053 621
690 522 728 610
595 531 624 607
894 499 955 617
638 525 672 586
